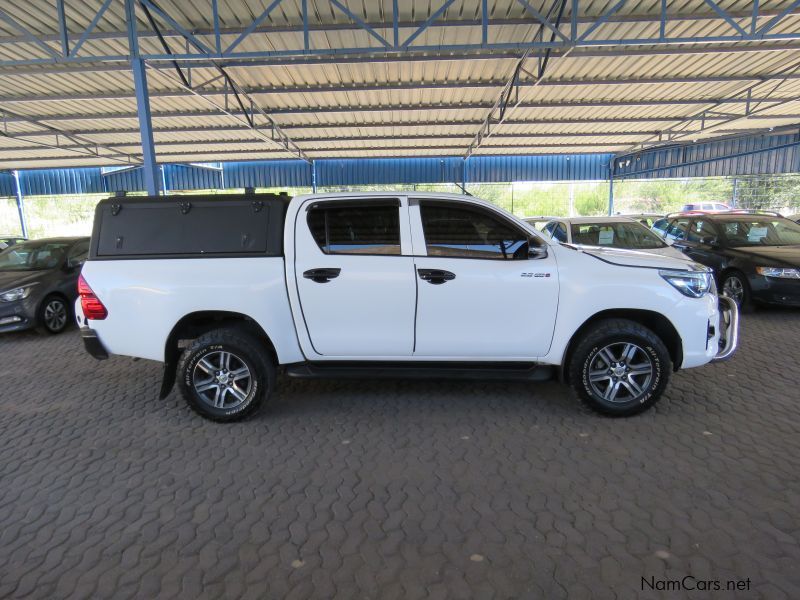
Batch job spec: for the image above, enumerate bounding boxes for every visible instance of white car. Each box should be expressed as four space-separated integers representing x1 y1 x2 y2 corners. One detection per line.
77 192 737 422
533 216 688 260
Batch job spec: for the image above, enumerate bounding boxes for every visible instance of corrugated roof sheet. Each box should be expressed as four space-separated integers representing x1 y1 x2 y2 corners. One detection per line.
0 1 799 170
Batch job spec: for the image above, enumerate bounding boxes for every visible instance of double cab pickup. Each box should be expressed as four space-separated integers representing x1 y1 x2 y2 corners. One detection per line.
77 192 738 421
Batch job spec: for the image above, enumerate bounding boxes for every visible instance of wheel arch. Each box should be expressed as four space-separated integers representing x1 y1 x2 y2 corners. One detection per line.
160 311 277 399
560 309 683 383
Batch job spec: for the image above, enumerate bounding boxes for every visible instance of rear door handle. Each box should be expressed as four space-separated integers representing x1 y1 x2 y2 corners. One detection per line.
303 268 341 283
417 269 456 285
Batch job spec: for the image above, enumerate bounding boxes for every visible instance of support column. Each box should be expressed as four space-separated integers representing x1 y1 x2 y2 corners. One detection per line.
126 0 159 196
311 160 317 193
132 58 159 196
608 163 615 216
12 170 28 238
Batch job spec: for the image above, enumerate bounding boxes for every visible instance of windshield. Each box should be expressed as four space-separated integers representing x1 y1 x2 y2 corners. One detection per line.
720 218 800 247
0 242 70 271
569 221 667 250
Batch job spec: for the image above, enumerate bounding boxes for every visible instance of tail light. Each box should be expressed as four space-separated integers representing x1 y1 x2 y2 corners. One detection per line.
78 274 108 320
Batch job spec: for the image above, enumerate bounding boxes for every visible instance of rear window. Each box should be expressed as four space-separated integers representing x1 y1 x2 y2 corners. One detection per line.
569 222 666 249
307 203 401 255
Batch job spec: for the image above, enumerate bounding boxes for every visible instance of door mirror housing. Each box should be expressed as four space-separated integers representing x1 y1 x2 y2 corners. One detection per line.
528 239 548 260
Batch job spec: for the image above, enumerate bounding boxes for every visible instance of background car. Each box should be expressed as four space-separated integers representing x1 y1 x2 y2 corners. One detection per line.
0 237 90 334
617 213 664 228
652 212 800 309
537 216 687 259
681 202 731 212
522 216 558 231
0 236 26 251
787 214 800 224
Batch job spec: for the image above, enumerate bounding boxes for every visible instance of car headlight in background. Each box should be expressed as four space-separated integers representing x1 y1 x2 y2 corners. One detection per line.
0 285 36 302
659 270 714 298
756 267 800 279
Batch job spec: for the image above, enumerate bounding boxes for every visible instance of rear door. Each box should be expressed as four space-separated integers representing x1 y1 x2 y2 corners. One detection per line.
294 198 416 358
411 199 559 359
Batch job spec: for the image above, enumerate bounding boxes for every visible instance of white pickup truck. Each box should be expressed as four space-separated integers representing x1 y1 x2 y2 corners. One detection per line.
76 192 738 422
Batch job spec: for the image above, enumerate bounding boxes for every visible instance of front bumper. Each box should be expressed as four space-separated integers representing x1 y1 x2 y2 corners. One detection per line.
0 298 37 333
750 275 800 306
81 326 109 360
711 295 739 362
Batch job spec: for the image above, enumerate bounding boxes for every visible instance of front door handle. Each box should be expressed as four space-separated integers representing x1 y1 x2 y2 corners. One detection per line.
303 268 341 283
417 269 456 285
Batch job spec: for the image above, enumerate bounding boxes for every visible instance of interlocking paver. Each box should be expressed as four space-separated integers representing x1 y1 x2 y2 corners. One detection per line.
1 310 799 598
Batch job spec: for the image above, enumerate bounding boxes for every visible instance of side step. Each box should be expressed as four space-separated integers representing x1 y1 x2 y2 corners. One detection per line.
284 361 554 382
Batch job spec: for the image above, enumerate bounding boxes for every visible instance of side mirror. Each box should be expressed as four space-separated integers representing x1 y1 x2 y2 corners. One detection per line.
528 239 548 260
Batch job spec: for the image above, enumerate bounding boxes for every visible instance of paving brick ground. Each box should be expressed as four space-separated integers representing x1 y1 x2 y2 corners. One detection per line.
1 309 799 599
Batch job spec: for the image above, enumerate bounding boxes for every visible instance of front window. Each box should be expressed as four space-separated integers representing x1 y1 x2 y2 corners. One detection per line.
420 202 529 260
307 202 401 255
569 221 667 250
720 218 800 247
0 242 70 271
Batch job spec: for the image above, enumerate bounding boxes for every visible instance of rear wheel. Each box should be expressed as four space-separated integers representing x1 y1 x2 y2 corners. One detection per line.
568 319 671 417
177 328 275 422
38 295 70 334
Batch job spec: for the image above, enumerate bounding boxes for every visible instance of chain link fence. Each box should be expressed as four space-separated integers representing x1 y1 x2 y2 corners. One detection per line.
3 175 800 238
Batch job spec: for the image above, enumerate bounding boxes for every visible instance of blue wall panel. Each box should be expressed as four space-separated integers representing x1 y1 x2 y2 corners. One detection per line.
4 133 800 200
223 160 311 188
468 154 611 183
21 168 106 196
166 164 223 191
316 157 463 186
0 172 14 197
614 132 800 179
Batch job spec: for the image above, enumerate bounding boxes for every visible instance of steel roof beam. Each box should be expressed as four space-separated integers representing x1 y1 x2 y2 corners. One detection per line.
4 42 800 76
137 0 309 162
10 117 799 139
1 9 797 47
617 56 800 157
2 3 800 68
8 73 800 104
2 96 798 123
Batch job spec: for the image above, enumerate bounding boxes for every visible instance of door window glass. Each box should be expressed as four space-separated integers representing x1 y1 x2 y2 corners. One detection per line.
686 220 718 244
420 203 530 260
551 223 568 243
307 203 401 255
665 219 690 240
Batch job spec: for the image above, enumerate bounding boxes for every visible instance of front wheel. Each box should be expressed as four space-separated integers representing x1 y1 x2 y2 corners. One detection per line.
177 328 275 422
568 319 671 417
720 271 753 313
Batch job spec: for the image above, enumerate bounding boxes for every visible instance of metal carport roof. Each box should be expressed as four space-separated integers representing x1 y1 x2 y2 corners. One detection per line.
1 0 800 180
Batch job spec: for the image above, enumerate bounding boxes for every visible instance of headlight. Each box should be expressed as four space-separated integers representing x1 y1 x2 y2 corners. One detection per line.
659 269 713 298
756 267 800 279
0 285 36 302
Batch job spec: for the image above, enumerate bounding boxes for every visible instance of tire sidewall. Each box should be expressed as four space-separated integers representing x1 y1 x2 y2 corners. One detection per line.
573 328 670 416
39 295 69 334
181 340 263 420
722 271 752 310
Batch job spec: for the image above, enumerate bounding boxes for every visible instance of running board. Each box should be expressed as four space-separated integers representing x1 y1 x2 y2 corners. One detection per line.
284 361 554 382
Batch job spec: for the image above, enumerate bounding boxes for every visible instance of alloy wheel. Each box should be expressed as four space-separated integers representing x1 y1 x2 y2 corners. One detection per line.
44 299 68 332
588 342 654 403
192 350 253 410
722 276 744 305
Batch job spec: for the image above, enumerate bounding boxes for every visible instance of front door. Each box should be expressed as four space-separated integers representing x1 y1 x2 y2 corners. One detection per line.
411 200 559 359
294 198 416 358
